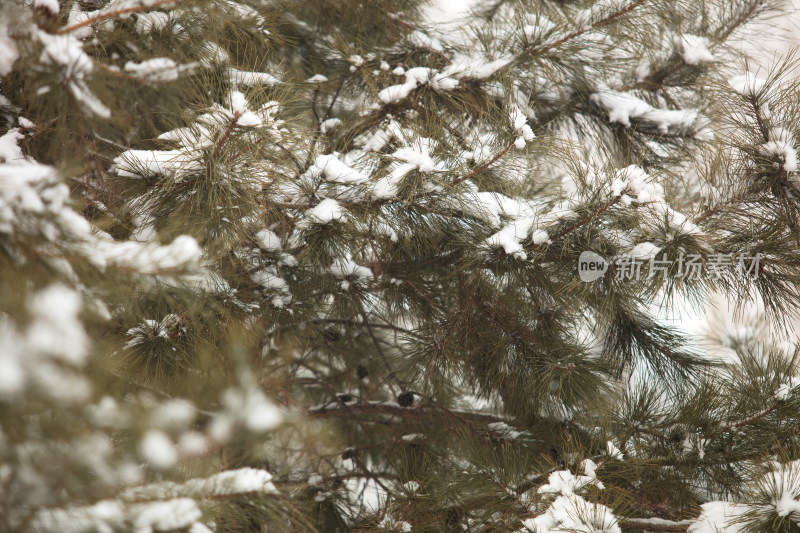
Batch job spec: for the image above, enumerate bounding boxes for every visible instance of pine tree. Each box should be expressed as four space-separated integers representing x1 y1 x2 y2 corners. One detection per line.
3 0 800 531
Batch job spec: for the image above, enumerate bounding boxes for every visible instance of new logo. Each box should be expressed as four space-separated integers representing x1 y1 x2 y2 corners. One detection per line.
578 251 608 282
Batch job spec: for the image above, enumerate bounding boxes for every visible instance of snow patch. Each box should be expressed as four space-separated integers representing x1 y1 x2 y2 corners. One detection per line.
591 90 698 133
139 430 177 470
607 441 624 460
729 73 766 96
228 67 279 87
510 105 535 149
763 140 798 172
0 21 18 76
687 501 747 533
124 57 194 82
34 0 60 14
135 11 170 34
678 34 714 65
38 31 110 118
255 229 282 252
522 495 620 533
304 198 345 225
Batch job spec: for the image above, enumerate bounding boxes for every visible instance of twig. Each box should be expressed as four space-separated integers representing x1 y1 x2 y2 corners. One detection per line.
554 192 625 240
310 88 321 127
57 0 181 35
450 140 515 186
618 518 694 532
272 494 320 533
308 318 423 339
307 400 513 426
275 142 305 173
91 59 167 84
722 401 783 433
324 76 347 121
230 135 267 163
358 303 405 393
750 94 771 143
209 111 242 166
528 189 627 252
479 470 515 498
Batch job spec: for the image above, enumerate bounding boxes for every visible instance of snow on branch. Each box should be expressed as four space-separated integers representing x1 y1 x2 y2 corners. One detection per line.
57 0 182 35
124 468 278 501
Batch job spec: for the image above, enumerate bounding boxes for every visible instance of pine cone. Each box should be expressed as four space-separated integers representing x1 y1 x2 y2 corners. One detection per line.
397 391 414 407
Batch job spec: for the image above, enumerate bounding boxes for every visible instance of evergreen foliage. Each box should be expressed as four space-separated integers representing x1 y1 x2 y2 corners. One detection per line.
2 0 800 531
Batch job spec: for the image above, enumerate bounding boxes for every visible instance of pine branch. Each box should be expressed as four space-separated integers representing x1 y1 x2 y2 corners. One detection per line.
528 0 648 56
478 470 516 499
693 188 752 224
714 0 765 43
623 0 763 94
7 0 800 530
323 75 347 122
